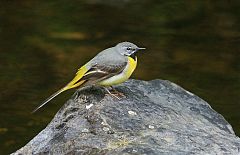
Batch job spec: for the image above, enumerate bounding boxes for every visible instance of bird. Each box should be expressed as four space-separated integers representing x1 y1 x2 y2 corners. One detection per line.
32 41 145 113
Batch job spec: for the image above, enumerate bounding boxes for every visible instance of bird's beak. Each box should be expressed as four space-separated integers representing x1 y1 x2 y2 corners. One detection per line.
136 47 146 52
137 47 146 50
132 47 145 55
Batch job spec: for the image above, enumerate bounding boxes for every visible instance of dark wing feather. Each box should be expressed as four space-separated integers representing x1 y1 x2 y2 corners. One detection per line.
81 62 127 84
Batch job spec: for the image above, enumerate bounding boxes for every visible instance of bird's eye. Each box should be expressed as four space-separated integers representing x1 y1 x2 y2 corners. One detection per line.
126 47 131 51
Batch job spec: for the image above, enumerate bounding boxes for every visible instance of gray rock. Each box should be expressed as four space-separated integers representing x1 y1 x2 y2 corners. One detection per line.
12 79 240 155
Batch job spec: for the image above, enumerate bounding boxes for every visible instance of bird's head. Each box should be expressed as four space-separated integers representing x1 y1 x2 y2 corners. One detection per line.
116 42 145 57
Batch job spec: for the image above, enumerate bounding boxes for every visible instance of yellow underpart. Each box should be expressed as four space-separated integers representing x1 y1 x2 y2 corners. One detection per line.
63 64 88 91
98 56 137 86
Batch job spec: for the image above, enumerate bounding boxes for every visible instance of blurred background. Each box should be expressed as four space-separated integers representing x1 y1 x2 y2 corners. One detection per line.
0 0 239 154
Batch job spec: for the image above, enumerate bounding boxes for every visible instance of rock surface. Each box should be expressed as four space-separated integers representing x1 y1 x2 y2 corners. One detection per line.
12 79 240 155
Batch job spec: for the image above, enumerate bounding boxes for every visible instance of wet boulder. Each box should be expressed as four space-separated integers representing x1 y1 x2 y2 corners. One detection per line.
12 79 240 155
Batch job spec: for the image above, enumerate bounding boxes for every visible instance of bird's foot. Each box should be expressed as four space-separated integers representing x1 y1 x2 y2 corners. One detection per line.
110 86 125 97
104 87 125 100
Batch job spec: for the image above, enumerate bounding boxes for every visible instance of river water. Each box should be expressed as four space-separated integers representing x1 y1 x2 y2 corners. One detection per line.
0 1 239 154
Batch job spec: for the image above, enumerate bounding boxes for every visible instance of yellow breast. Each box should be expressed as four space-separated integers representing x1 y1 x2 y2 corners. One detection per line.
125 56 137 79
98 56 137 86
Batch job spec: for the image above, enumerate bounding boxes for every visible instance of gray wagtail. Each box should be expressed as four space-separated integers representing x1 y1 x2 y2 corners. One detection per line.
32 42 145 113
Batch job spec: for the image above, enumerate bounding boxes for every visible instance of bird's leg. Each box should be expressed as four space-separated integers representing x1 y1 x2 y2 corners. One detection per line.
104 87 121 100
74 86 85 100
109 86 125 97
74 90 81 100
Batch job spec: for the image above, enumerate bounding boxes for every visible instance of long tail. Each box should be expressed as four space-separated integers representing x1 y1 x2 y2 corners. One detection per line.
32 88 65 113
32 65 89 113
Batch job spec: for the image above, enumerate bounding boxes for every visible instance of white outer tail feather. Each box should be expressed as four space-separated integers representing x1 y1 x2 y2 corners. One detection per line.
31 89 64 113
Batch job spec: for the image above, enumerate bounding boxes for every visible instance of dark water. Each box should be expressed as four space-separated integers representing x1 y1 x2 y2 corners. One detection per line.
0 0 239 154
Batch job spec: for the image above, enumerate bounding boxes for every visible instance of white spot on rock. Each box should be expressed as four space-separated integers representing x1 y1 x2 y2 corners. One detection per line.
148 125 155 129
186 90 194 96
128 110 137 116
82 128 89 132
86 104 93 109
101 121 108 126
132 149 137 153
103 127 110 132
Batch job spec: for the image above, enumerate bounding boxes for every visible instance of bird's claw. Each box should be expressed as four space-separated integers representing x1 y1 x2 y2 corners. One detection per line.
104 87 125 100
